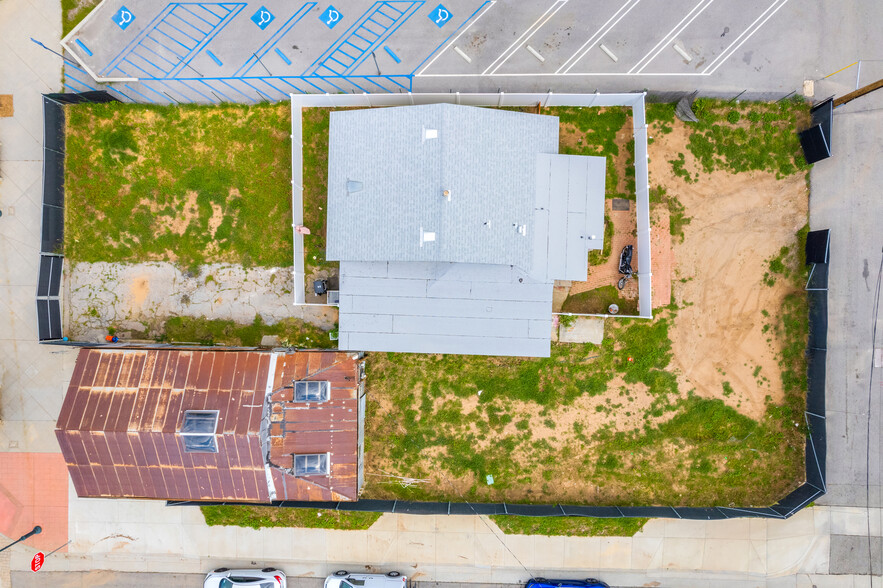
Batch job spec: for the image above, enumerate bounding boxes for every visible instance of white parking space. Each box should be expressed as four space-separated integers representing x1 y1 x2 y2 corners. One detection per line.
563 0 710 75
640 0 791 75
490 0 629 75
417 0 793 78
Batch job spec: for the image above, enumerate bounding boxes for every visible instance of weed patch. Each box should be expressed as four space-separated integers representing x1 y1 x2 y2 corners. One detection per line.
160 315 333 348
490 516 648 537
201 505 380 530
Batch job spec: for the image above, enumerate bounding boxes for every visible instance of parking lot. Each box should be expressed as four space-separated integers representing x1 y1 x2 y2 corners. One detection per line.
61 0 796 102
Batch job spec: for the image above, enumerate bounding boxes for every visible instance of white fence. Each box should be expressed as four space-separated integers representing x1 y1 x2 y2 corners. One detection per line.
290 92 652 318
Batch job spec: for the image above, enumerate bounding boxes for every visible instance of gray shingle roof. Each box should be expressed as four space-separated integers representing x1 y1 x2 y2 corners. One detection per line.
326 104 606 357
326 104 558 272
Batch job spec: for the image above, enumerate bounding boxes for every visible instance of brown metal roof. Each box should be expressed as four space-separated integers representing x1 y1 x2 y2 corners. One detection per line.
56 348 363 503
268 351 362 501
56 349 271 502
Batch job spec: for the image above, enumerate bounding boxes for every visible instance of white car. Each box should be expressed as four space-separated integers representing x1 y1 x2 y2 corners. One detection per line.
204 567 286 588
324 570 408 588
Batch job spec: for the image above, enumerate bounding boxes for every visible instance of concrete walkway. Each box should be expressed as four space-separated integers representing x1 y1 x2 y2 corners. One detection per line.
2 498 880 587
65 262 338 342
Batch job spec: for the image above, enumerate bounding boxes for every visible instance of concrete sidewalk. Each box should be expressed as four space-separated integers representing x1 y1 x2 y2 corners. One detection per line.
7 498 876 587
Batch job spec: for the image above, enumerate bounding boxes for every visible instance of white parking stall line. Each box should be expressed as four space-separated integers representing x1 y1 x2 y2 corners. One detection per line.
556 0 642 74
415 1 497 76
482 0 568 75
628 0 715 74
702 0 790 75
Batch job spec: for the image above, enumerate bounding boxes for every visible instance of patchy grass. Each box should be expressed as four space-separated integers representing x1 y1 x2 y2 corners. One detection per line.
685 98 811 178
650 186 691 242
364 309 759 505
562 286 638 316
302 108 339 279
491 516 648 537
64 102 292 270
201 505 380 530
62 0 101 36
551 106 632 197
159 315 334 348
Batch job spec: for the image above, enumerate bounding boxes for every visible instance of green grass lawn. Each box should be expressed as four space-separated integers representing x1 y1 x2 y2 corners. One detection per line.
64 102 293 269
158 315 334 348
201 505 380 530
62 0 101 36
302 108 339 280
562 285 638 316
491 516 648 537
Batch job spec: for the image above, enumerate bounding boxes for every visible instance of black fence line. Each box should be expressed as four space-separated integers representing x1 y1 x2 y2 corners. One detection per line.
41 93 827 519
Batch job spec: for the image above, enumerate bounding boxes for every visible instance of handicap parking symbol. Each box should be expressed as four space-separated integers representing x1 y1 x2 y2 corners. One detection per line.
319 5 342 29
251 6 276 30
111 6 135 30
428 4 452 27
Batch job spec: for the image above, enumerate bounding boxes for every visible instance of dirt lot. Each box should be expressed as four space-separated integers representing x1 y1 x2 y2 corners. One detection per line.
650 120 809 419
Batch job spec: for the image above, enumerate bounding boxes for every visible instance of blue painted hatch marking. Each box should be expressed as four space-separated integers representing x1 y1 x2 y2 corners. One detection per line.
101 3 246 78
428 3 452 27
112 6 136 30
306 2 423 76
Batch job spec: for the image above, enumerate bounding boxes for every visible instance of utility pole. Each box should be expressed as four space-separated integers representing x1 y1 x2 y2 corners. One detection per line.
834 78 883 107
0 526 42 553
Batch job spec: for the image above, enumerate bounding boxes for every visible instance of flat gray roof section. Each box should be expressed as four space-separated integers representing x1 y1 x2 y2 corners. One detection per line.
337 261 553 357
533 154 607 282
326 104 558 271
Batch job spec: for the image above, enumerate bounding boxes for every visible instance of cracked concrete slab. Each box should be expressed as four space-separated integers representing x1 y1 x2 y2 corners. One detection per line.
64 261 337 342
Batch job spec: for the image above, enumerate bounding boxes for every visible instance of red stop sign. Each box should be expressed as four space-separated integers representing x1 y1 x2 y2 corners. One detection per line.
30 552 44 572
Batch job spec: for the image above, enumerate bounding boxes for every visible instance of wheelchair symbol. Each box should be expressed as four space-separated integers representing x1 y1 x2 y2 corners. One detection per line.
429 4 452 28
112 6 135 30
250 6 276 30
319 5 343 29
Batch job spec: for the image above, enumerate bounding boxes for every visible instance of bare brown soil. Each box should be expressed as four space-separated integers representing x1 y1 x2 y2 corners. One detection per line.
650 119 809 419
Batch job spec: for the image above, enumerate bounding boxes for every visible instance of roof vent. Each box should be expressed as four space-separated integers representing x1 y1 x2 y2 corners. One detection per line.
517 224 527 236
423 127 438 141
443 189 451 201
346 180 363 194
419 227 436 247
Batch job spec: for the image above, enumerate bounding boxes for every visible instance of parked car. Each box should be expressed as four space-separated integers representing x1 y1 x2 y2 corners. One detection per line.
204 568 286 588
526 579 609 588
324 570 408 588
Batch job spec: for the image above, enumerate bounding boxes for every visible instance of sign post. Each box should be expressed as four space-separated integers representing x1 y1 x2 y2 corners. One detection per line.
30 552 44 572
